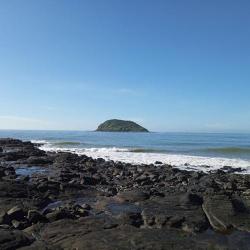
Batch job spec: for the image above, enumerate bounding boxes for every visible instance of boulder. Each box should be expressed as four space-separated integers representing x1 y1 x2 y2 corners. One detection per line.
25 156 52 165
7 206 25 221
45 209 75 222
141 194 208 233
0 228 34 249
0 211 10 225
201 194 250 232
27 210 48 224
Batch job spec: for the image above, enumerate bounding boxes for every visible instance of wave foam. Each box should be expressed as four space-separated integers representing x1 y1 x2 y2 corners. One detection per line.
37 141 250 174
31 140 48 144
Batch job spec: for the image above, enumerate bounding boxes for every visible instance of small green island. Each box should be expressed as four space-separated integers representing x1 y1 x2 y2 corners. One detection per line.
96 119 149 132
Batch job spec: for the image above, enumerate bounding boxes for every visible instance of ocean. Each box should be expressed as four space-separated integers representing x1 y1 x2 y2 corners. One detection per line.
0 130 250 173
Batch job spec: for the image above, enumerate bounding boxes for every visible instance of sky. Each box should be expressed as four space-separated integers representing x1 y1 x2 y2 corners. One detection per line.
0 0 250 132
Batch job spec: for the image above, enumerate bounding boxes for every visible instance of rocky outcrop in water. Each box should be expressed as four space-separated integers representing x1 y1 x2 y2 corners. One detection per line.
96 119 149 132
0 138 250 249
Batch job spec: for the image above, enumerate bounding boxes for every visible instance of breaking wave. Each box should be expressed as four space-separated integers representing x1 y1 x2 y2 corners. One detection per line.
53 141 81 146
203 147 250 154
35 140 250 174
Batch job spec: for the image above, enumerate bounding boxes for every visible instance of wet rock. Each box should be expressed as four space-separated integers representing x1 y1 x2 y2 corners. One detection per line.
4 167 16 176
72 205 89 217
179 192 203 206
155 161 163 164
230 195 250 232
0 138 27 146
7 206 25 221
27 210 48 224
25 156 52 165
11 219 28 230
0 211 10 225
202 195 234 232
45 209 76 222
221 166 245 173
53 152 80 167
0 228 34 250
81 203 91 210
2 152 28 161
82 176 100 185
116 190 150 202
0 167 5 178
141 194 208 232
104 187 118 196
168 215 185 228
36 217 214 250
117 211 143 227
18 175 30 182
0 181 28 199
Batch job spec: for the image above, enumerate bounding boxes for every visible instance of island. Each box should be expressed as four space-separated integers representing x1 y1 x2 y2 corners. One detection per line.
96 119 149 132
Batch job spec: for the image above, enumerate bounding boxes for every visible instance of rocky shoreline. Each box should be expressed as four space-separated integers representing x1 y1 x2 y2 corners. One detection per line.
0 138 250 249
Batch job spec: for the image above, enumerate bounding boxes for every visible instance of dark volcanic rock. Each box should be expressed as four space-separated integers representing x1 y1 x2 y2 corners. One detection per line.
116 190 150 202
221 165 245 173
35 217 200 250
7 206 25 221
24 156 52 165
0 228 34 250
141 194 209 233
179 192 203 206
202 195 234 232
203 194 250 232
0 211 10 225
27 210 47 224
0 138 250 249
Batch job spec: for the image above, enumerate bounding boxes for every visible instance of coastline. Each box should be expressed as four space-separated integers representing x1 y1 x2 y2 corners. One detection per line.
37 140 250 174
0 138 250 249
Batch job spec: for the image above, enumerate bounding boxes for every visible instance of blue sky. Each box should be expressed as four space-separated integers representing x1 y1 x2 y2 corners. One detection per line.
0 0 250 132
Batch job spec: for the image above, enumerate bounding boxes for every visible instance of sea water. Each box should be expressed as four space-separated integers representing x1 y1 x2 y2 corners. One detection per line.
0 130 250 173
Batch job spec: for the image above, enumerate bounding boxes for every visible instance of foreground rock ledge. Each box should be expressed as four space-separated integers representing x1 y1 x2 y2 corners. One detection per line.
0 138 250 250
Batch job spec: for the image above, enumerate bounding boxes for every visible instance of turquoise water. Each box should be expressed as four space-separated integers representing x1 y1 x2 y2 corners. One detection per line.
0 130 250 172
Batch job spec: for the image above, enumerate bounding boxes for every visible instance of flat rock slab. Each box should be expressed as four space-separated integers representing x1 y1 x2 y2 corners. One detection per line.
0 229 34 250
202 194 250 232
140 194 208 233
22 216 250 250
24 217 206 250
116 190 150 202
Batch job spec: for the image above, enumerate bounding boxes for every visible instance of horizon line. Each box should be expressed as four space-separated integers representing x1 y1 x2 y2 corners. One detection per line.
0 128 249 134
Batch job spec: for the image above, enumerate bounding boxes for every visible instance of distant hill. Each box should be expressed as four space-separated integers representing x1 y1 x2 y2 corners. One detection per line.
96 119 149 132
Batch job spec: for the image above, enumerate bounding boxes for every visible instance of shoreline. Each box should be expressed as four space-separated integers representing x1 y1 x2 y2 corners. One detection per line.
0 138 250 249
37 140 250 174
